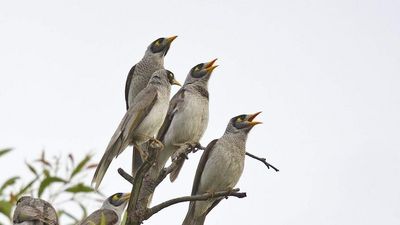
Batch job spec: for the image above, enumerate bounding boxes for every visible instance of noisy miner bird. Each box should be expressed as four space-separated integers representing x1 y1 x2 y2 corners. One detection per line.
78 192 130 225
92 69 181 189
125 36 177 109
182 112 262 225
125 36 177 175
155 59 218 182
13 196 58 225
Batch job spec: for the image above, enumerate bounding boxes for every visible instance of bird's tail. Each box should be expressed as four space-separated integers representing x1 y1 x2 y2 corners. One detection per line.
169 158 185 182
92 135 124 189
182 203 206 225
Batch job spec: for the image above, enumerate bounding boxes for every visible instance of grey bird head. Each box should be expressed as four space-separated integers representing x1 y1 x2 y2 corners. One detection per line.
13 196 59 225
184 59 218 85
225 112 262 134
144 36 177 58
148 69 182 87
102 192 131 212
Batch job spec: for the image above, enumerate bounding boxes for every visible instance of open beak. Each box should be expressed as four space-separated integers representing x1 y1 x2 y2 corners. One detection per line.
171 78 182 86
121 193 131 201
166 35 178 44
205 65 218 74
205 58 218 68
247 111 262 126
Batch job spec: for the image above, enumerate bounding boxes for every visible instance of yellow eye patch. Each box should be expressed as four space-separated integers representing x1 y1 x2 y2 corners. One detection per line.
112 195 120 201
236 117 243 122
155 41 161 46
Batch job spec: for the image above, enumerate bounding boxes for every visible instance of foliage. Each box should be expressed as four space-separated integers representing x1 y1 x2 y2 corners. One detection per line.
0 148 103 225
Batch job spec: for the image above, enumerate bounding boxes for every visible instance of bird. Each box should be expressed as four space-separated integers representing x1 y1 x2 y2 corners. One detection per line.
77 192 130 225
155 59 218 182
92 69 181 189
125 36 177 175
125 36 177 109
182 112 262 225
13 196 58 225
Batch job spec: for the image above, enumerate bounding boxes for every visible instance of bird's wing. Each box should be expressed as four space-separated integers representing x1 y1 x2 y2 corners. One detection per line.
78 209 118 225
13 205 57 225
124 65 136 109
191 139 219 195
92 86 158 189
156 88 185 141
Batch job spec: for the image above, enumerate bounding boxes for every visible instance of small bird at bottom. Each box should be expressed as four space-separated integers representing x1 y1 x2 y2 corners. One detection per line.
182 112 262 225
13 196 58 225
77 192 130 225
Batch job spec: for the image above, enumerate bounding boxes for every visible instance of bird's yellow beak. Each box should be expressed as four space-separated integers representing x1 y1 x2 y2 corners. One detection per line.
166 35 178 44
172 78 182 86
247 111 262 126
205 65 218 74
205 58 218 68
121 193 131 201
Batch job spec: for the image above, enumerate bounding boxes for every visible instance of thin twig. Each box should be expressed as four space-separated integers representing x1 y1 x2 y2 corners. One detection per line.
146 188 246 219
118 168 134 184
245 152 279 172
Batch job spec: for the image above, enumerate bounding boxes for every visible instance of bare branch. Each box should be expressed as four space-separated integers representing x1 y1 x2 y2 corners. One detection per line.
245 152 279 172
118 168 134 184
146 188 246 219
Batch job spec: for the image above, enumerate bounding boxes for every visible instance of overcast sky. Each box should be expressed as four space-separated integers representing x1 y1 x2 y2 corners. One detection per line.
1 0 400 224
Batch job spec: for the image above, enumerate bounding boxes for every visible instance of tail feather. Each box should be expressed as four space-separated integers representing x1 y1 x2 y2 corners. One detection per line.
92 135 124 189
182 203 206 225
169 158 185 182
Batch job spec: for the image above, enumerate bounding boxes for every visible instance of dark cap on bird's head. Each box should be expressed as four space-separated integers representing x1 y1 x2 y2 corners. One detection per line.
149 36 178 56
106 192 131 207
166 70 182 86
227 112 262 133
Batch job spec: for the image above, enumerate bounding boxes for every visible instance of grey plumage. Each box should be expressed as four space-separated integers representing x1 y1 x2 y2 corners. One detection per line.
125 36 177 174
182 112 262 225
155 59 218 182
125 36 177 109
92 69 181 189
13 196 58 225
78 193 130 225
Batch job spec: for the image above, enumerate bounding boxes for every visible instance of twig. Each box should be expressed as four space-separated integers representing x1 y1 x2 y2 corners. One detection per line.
245 152 279 172
146 188 246 219
118 168 134 184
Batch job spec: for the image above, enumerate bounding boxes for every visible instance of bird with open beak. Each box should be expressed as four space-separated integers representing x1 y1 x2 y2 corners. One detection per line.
155 59 218 182
182 112 262 225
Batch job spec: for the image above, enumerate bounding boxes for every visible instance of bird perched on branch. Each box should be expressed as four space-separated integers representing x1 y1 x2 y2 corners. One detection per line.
156 59 218 182
182 112 262 225
78 192 130 225
13 196 58 225
92 69 181 189
125 36 177 109
125 36 177 175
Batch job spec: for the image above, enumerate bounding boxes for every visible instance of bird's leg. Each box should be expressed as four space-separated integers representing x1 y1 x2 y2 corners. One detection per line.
134 143 148 161
193 142 206 152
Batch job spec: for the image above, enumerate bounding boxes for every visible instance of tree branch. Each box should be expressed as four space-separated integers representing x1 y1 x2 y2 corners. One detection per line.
145 188 246 219
245 152 279 172
118 168 134 184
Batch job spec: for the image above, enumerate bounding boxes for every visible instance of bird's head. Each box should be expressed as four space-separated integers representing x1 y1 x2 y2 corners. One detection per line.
146 36 178 57
103 192 131 212
184 59 218 85
149 69 181 87
226 112 262 134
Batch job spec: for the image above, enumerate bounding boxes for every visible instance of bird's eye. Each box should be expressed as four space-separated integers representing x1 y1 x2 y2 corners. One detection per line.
155 41 160 46
236 117 243 122
112 195 120 201
194 67 200 71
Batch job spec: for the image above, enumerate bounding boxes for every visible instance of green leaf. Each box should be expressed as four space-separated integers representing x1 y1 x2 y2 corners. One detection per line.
0 148 12 158
70 155 92 179
0 200 12 218
0 176 20 195
25 162 38 175
38 177 66 197
65 183 94 193
78 202 88 220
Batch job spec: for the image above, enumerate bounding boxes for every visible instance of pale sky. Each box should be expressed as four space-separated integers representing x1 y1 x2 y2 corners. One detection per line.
1 0 400 224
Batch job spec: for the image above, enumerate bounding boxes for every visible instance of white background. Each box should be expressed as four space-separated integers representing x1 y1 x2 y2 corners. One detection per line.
1 0 399 224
